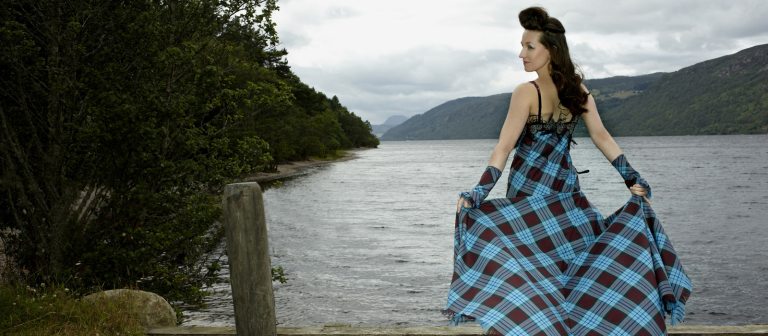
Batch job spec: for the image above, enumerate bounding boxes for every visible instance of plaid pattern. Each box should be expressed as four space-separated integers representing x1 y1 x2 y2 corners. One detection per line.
445 127 692 336
611 154 653 199
461 166 503 208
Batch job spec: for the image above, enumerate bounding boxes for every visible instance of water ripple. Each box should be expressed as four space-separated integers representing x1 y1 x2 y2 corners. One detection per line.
183 134 768 327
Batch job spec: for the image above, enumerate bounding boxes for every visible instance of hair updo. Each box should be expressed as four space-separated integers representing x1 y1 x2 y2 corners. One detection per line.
519 7 565 34
518 7 588 116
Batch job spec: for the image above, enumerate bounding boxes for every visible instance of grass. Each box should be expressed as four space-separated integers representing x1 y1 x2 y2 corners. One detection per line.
0 283 145 336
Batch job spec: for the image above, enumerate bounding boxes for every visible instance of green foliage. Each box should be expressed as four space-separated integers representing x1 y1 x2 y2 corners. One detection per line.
0 0 378 307
240 76 379 162
0 284 144 335
271 265 287 284
599 45 768 135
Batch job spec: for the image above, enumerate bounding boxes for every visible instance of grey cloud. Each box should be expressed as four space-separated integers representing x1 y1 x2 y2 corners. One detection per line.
341 47 515 95
277 0 768 124
278 30 311 49
489 1 767 39
573 38 743 78
493 1 767 76
326 6 359 19
275 3 359 26
559 1 766 36
291 47 519 123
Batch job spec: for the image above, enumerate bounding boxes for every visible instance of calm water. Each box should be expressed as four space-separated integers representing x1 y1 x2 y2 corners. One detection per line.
183 134 768 326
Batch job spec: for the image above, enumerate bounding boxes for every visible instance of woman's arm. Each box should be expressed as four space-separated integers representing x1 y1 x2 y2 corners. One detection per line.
456 84 533 211
488 83 535 170
580 90 623 162
581 85 649 200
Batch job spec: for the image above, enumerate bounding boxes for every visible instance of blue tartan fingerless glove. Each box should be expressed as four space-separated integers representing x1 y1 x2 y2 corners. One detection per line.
459 166 502 208
611 154 652 199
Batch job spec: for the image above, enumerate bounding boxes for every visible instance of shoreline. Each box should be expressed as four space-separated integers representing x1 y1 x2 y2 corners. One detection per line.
0 148 370 281
243 148 369 183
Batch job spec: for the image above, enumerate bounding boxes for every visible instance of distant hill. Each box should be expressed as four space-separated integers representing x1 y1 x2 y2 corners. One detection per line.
383 114 409 125
380 93 511 140
372 115 409 137
381 44 768 140
601 44 768 135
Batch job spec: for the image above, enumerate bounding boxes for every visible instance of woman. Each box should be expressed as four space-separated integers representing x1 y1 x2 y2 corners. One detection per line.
444 7 692 336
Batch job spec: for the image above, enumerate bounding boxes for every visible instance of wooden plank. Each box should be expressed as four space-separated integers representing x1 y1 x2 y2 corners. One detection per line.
148 325 768 336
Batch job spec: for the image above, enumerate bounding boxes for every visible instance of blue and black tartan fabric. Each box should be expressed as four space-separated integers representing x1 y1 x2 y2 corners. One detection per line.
445 119 692 335
611 154 652 199
460 166 503 208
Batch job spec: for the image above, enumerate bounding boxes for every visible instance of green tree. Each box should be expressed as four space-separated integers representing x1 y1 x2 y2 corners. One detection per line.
0 0 281 302
0 0 378 305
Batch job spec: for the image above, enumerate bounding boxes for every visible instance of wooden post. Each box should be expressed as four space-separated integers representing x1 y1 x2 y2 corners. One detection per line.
223 183 276 336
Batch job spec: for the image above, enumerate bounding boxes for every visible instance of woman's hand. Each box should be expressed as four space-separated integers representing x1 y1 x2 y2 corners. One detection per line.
456 197 472 213
630 183 652 204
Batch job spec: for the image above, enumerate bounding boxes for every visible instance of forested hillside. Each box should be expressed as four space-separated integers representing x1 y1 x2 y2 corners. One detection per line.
380 93 511 140
0 0 377 305
600 44 768 135
382 44 768 140
379 77 669 140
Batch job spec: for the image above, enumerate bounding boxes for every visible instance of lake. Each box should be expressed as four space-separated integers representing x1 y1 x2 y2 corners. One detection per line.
183 134 768 326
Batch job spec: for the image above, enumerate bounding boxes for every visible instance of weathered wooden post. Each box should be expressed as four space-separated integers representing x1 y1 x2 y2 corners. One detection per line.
223 183 276 336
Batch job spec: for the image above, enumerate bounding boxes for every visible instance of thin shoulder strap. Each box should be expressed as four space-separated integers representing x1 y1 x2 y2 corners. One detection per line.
529 81 542 120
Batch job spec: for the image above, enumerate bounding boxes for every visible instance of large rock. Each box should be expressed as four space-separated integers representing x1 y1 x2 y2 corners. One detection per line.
84 289 177 328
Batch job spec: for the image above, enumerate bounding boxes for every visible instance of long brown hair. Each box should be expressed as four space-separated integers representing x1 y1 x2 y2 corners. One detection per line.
519 7 588 116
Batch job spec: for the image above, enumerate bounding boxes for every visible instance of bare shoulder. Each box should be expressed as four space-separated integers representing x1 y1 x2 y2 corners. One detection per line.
580 83 590 94
511 82 537 101
514 81 537 94
506 82 537 116
580 82 596 108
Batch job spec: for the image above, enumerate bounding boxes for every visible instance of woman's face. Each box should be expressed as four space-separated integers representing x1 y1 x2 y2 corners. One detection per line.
519 30 551 72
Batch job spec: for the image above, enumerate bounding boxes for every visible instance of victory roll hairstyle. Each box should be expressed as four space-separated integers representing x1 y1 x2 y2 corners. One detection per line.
519 7 588 116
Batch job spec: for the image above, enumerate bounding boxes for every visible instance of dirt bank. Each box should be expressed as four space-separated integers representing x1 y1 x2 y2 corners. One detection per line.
244 148 368 183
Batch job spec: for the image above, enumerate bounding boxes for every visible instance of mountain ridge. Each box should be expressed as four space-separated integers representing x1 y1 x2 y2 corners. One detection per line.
372 114 409 137
381 44 768 140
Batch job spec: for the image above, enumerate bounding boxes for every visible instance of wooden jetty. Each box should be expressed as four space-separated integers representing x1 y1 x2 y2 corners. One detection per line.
147 324 768 336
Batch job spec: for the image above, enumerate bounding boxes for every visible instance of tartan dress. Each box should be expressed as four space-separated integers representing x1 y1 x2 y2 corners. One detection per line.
444 92 692 335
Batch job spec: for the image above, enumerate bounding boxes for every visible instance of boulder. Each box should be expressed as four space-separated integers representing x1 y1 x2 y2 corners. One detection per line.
84 289 177 328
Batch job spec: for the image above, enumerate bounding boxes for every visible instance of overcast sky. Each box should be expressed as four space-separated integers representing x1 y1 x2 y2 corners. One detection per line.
273 0 768 124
